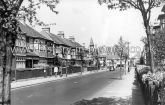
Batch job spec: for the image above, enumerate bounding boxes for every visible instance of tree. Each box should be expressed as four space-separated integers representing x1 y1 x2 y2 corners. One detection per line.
98 0 165 72
141 31 165 67
152 32 165 67
77 49 85 74
114 36 129 68
114 36 129 60
0 0 59 105
114 36 129 77
140 56 145 64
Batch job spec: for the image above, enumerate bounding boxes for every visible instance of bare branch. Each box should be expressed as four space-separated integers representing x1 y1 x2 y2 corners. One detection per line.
147 10 151 24
137 0 146 11
15 0 24 15
122 0 141 10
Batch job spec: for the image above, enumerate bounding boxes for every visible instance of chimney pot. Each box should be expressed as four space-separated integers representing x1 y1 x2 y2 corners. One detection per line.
58 31 64 38
42 27 50 33
69 36 75 42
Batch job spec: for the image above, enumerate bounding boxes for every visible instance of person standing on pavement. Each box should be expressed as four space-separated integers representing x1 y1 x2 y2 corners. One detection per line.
44 68 47 77
54 66 58 77
59 66 63 77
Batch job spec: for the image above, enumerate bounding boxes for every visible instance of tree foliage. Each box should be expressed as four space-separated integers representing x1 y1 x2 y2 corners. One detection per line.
114 36 129 60
0 0 59 104
98 0 164 72
98 0 164 29
153 33 165 65
0 0 59 32
141 36 148 45
0 0 60 58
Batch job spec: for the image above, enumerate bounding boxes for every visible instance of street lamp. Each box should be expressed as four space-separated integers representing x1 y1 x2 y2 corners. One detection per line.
125 41 130 74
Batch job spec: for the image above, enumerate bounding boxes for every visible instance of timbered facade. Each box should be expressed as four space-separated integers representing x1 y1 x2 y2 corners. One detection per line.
12 33 26 69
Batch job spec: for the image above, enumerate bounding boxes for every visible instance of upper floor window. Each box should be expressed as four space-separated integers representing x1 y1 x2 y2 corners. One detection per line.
34 39 39 43
29 38 33 43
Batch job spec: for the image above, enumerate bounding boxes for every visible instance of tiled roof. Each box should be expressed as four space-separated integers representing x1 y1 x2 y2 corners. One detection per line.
49 33 64 45
49 33 68 46
67 40 77 48
74 41 82 47
57 37 74 47
49 33 79 48
158 14 165 20
162 5 165 12
40 30 82 48
64 39 77 48
67 39 82 48
19 22 49 40
40 31 53 41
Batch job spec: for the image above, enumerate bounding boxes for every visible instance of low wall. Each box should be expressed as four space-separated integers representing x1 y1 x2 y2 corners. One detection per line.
87 66 98 71
11 68 53 81
11 66 83 81
11 66 100 81
135 65 165 105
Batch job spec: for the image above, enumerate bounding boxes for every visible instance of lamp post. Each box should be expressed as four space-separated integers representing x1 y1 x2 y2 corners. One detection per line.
120 58 122 79
126 42 130 74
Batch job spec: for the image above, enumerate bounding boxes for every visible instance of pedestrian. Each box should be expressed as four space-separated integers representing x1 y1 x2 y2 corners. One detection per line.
128 66 130 72
54 66 58 77
44 68 47 77
59 66 63 77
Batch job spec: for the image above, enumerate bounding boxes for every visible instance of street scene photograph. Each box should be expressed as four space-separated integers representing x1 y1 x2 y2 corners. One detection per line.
0 0 165 105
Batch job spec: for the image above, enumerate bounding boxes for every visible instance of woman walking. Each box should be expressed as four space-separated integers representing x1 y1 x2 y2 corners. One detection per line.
54 66 58 77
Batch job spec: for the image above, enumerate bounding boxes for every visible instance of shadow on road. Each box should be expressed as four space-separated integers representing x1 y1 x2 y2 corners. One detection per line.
71 71 145 105
108 77 122 80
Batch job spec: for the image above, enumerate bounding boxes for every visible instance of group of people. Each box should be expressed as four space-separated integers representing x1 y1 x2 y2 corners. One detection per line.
53 66 62 77
53 66 63 77
43 66 63 78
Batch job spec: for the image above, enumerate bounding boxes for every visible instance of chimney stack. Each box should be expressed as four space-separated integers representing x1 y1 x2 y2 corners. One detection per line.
69 36 75 42
82 43 85 48
58 31 64 38
42 27 50 33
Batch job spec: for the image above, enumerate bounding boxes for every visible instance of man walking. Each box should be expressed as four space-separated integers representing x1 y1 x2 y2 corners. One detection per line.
54 66 58 77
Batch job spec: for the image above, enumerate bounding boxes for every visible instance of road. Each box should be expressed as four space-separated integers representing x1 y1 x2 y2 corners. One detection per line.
11 69 124 105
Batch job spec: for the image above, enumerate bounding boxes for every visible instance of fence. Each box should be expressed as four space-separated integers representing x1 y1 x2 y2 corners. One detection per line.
11 66 99 81
87 66 98 71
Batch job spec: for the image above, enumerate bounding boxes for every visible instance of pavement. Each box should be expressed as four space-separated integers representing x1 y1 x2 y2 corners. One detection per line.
89 67 145 105
11 69 107 90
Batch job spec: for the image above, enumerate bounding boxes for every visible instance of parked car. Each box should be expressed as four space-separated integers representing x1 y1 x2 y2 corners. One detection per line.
116 64 125 69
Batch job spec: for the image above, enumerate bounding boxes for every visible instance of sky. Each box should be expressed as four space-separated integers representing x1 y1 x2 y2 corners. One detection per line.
33 0 163 55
